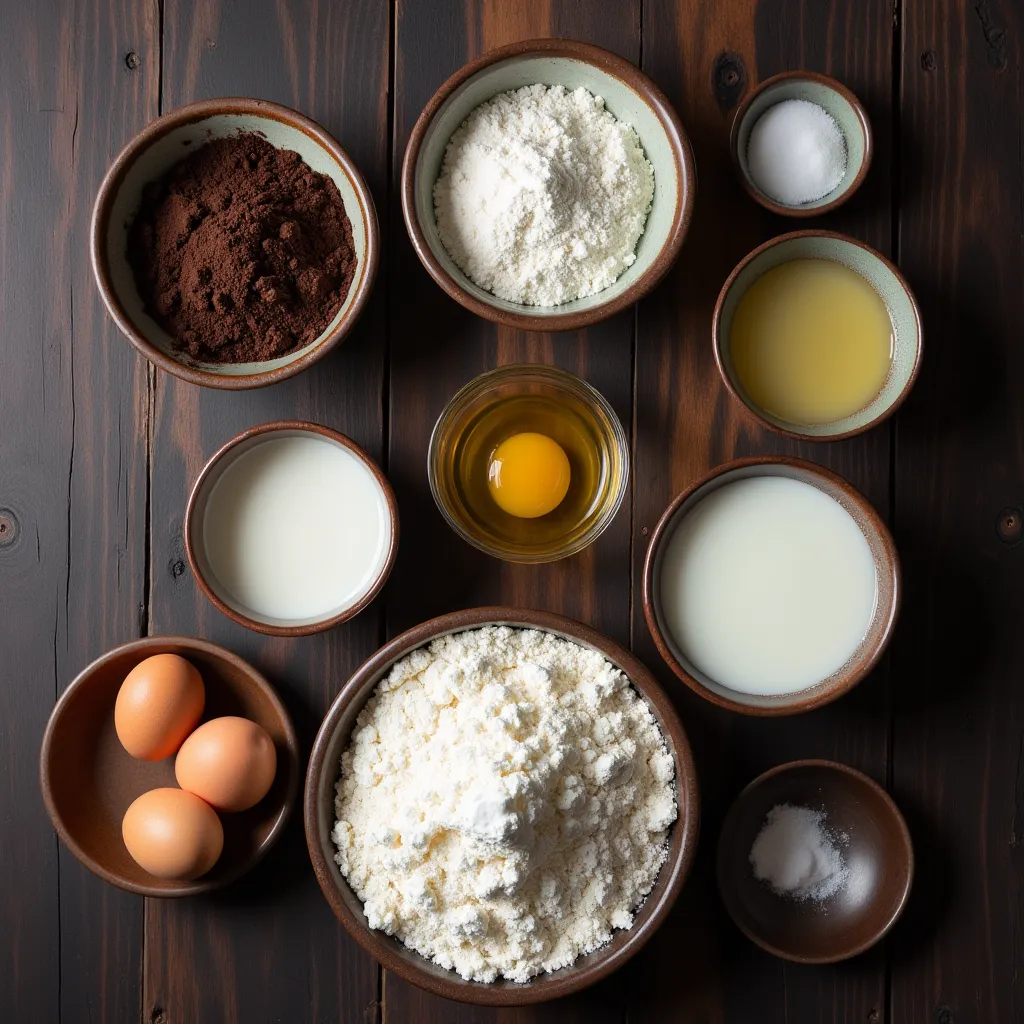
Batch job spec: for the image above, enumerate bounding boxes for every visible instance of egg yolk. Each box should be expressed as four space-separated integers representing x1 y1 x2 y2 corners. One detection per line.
487 432 571 519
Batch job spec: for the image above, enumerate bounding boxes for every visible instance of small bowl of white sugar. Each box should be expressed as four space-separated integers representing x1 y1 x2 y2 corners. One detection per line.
730 71 872 217
717 760 913 963
401 39 696 331
303 607 700 1004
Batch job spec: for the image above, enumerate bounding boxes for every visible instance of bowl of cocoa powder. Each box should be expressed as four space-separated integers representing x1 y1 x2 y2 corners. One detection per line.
91 98 378 389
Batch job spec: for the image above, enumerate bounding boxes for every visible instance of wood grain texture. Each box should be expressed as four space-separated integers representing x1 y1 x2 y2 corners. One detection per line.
890 2 1024 1022
0 0 157 1021
384 1 639 1020
625 2 894 1021
143 2 388 1022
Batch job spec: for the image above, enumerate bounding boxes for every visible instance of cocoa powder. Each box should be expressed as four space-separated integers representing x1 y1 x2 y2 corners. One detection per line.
128 132 356 363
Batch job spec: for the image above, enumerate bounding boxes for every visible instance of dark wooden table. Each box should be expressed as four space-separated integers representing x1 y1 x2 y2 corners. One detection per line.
3 1 1022 1021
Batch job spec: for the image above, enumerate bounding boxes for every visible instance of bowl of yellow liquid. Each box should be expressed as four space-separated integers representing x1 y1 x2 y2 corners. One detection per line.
713 231 922 441
428 365 629 562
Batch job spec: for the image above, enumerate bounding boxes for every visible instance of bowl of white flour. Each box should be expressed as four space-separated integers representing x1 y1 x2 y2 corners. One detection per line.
401 39 695 331
304 607 699 1005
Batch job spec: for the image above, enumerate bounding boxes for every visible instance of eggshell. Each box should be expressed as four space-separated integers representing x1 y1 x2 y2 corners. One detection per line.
115 654 205 761
121 787 223 880
175 716 277 812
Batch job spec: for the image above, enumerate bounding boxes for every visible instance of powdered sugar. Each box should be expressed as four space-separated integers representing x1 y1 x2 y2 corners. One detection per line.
433 84 655 306
749 803 849 902
332 626 676 983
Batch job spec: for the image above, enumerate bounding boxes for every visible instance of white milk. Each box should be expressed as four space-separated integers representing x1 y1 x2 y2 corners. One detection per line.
202 435 390 623
658 476 877 695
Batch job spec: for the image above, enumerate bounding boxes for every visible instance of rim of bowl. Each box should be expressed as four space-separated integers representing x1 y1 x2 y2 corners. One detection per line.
716 758 914 963
184 420 399 635
712 229 924 442
427 364 630 563
641 456 901 716
400 38 696 331
39 635 300 898
729 70 873 217
90 97 380 390
303 606 700 1004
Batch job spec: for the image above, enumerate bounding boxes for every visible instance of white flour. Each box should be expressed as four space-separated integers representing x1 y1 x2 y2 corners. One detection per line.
433 84 655 306
332 626 677 983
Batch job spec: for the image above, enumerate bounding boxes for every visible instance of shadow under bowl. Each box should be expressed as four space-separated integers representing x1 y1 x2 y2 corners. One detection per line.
713 230 923 441
304 607 700 1005
642 456 900 715
91 97 379 389
185 421 399 636
730 71 872 216
717 759 913 963
402 38 695 330
40 636 300 897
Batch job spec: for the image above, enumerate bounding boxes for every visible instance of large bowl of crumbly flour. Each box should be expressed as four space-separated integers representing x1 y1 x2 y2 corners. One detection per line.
304 608 699 1005
400 39 696 332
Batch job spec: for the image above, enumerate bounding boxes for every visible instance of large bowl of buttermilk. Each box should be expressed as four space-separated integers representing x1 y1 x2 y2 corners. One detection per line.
304 607 699 1005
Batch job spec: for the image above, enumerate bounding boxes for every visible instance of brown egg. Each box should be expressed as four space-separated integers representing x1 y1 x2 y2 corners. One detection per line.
175 716 277 812
121 788 223 880
114 654 205 761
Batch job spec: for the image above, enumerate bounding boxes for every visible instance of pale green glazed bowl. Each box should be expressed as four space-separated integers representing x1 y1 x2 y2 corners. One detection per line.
91 98 379 389
713 231 923 441
401 39 695 331
731 71 872 216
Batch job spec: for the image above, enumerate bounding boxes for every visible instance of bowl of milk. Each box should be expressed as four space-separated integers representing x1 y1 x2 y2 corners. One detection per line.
642 457 899 714
185 421 398 635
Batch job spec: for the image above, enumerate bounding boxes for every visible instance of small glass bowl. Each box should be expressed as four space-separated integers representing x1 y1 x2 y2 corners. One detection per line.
428 365 629 563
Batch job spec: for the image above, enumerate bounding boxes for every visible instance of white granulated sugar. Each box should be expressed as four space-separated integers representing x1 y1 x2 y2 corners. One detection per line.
433 84 655 306
746 98 847 206
749 803 849 902
332 626 677 983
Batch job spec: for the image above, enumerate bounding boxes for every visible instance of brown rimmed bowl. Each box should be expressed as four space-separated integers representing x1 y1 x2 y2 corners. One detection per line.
304 607 700 1005
40 636 300 897
730 71 872 216
642 457 900 715
401 39 695 331
717 760 913 963
185 421 398 636
91 98 379 389
713 231 923 441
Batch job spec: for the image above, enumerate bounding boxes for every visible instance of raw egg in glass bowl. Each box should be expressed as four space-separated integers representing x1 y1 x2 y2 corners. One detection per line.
428 364 629 563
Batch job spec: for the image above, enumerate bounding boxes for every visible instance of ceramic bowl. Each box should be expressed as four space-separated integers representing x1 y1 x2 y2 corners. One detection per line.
401 38 695 331
642 456 900 715
731 71 872 216
305 607 700 1005
91 98 379 389
713 231 923 441
40 636 300 897
185 421 398 636
427 364 629 563
717 760 913 963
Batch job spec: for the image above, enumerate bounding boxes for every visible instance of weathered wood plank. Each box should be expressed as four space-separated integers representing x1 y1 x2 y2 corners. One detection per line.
890 2 1024 1022
626 2 894 1020
385 0 640 1019
0 0 157 1021
144 1 389 1021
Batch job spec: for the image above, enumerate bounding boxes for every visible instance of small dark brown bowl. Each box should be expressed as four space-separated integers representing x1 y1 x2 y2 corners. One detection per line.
642 457 900 715
305 607 700 1005
185 421 399 637
717 760 913 963
40 636 300 897
730 71 872 217
91 97 379 390
401 39 695 331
